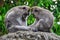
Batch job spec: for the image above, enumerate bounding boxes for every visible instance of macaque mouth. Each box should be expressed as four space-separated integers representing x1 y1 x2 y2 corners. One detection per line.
21 13 29 21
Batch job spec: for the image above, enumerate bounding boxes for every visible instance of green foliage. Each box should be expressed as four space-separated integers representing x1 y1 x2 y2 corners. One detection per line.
0 15 2 21
52 22 60 35
0 0 60 36
27 14 36 26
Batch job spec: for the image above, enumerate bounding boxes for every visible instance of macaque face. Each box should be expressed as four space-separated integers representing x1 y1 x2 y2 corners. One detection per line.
31 6 43 20
18 6 30 21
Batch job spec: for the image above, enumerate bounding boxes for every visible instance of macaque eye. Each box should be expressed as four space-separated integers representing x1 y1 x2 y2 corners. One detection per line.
23 7 26 9
34 9 38 12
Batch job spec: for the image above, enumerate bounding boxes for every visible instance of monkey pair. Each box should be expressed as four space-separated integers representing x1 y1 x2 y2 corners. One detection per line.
4 5 54 33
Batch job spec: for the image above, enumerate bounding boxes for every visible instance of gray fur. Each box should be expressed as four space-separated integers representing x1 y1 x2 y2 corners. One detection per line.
4 6 54 32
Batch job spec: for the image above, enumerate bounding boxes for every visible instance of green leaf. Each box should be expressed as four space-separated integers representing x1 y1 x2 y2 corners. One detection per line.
0 15 2 21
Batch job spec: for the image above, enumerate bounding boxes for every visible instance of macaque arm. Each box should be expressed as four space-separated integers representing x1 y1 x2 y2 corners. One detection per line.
35 19 50 28
35 19 44 27
8 25 31 30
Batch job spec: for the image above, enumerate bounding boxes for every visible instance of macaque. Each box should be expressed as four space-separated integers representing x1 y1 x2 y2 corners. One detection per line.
4 6 54 32
31 6 54 32
5 6 31 32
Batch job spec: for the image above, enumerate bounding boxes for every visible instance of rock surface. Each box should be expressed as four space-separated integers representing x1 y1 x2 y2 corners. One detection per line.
0 31 60 40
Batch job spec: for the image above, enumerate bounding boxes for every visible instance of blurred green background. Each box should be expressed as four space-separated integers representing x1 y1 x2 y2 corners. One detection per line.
0 0 60 36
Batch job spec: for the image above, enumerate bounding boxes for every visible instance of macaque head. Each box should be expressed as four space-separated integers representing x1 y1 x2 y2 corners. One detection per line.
18 6 30 21
5 5 30 21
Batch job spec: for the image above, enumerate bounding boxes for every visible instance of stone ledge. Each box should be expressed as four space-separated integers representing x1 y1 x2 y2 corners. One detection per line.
0 31 60 40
